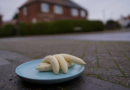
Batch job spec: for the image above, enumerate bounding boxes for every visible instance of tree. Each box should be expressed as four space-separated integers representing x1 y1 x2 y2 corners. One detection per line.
106 20 121 30
12 13 19 20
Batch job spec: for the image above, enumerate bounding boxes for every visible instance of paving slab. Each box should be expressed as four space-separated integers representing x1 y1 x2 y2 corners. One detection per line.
0 50 32 63
84 68 123 76
99 60 118 69
0 57 10 66
83 56 97 68
100 75 130 87
116 60 130 77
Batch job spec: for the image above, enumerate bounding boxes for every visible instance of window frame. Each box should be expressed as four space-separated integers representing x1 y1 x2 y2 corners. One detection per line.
23 7 27 16
80 10 86 17
54 5 63 14
41 3 49 13
71 8 78 17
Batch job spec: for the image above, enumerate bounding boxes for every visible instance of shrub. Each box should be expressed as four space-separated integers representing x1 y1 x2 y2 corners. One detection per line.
106 20 121 30
0 24 15 37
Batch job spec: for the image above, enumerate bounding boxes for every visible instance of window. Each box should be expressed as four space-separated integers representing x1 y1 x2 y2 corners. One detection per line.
23 7 27 16
71 8 78 16
54 5 63 14
81 10 86 17
41 3 49 12
32 18 37 23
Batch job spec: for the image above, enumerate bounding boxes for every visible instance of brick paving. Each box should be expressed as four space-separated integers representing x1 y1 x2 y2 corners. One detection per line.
0 37 130 89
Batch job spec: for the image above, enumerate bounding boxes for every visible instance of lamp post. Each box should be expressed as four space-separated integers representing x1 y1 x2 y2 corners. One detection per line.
102 10 106 24
110 11 114 20
0 8 2 26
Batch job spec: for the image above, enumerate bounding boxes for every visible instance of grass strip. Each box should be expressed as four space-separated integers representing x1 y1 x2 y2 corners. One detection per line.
6 59 13 62
97 74 102 79
113 60 126 77
97 56 100 68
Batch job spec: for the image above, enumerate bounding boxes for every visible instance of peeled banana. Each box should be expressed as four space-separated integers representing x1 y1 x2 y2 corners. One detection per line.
60 54 86 65
41 55 60 74
53 54 68 73
36 54 86 74
36 61 74 72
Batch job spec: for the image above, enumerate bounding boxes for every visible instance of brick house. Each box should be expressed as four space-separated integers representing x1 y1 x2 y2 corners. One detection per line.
0 14 2 26
119 15 130 29
19 0 88 23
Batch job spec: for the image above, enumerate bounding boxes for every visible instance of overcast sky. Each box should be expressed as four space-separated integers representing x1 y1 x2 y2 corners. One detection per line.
0 0 130 22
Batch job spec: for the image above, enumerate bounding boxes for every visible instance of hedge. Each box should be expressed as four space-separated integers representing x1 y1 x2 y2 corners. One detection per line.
40 20 104 34
0 24 15 37
19 20 104 35
0 20 104 37
45 20 104 34
19 22 49 35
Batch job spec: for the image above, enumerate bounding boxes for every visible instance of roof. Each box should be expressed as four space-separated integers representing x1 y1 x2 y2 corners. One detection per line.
19 0 85 10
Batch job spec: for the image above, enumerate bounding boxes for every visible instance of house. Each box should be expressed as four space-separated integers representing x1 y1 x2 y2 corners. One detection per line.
0 14 2 26
118 15 130 29
19 0 88 23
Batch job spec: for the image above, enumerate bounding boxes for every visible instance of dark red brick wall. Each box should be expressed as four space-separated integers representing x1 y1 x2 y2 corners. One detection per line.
19 2 88 23
0 15 2 26
19 3 39 23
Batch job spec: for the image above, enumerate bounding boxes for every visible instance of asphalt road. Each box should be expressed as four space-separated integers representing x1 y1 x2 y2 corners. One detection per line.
1 30 130 41
39 31 130 41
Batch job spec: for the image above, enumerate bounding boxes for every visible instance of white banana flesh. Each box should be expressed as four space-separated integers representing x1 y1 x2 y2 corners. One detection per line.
36 63 52 71
53 55 68 73
41 55 60 74
60 54 86 65
36 54 86 74
36 61 74 72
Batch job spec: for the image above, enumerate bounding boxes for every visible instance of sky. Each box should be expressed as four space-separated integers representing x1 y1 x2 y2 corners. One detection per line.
0 0 130 22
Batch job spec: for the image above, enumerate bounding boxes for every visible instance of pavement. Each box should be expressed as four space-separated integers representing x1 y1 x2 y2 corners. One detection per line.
0 31 130 90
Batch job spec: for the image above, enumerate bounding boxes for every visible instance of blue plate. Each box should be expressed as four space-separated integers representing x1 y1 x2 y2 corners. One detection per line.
15 59 85 84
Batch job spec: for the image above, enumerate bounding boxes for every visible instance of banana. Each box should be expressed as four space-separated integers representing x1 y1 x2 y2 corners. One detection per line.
39 61 74 67
38 62 50 66
41 55 60 74
67 61 74 67
60 54 86 65
36 61 74 72
53 54 68 73
36 63 52 71
36 54 86 74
